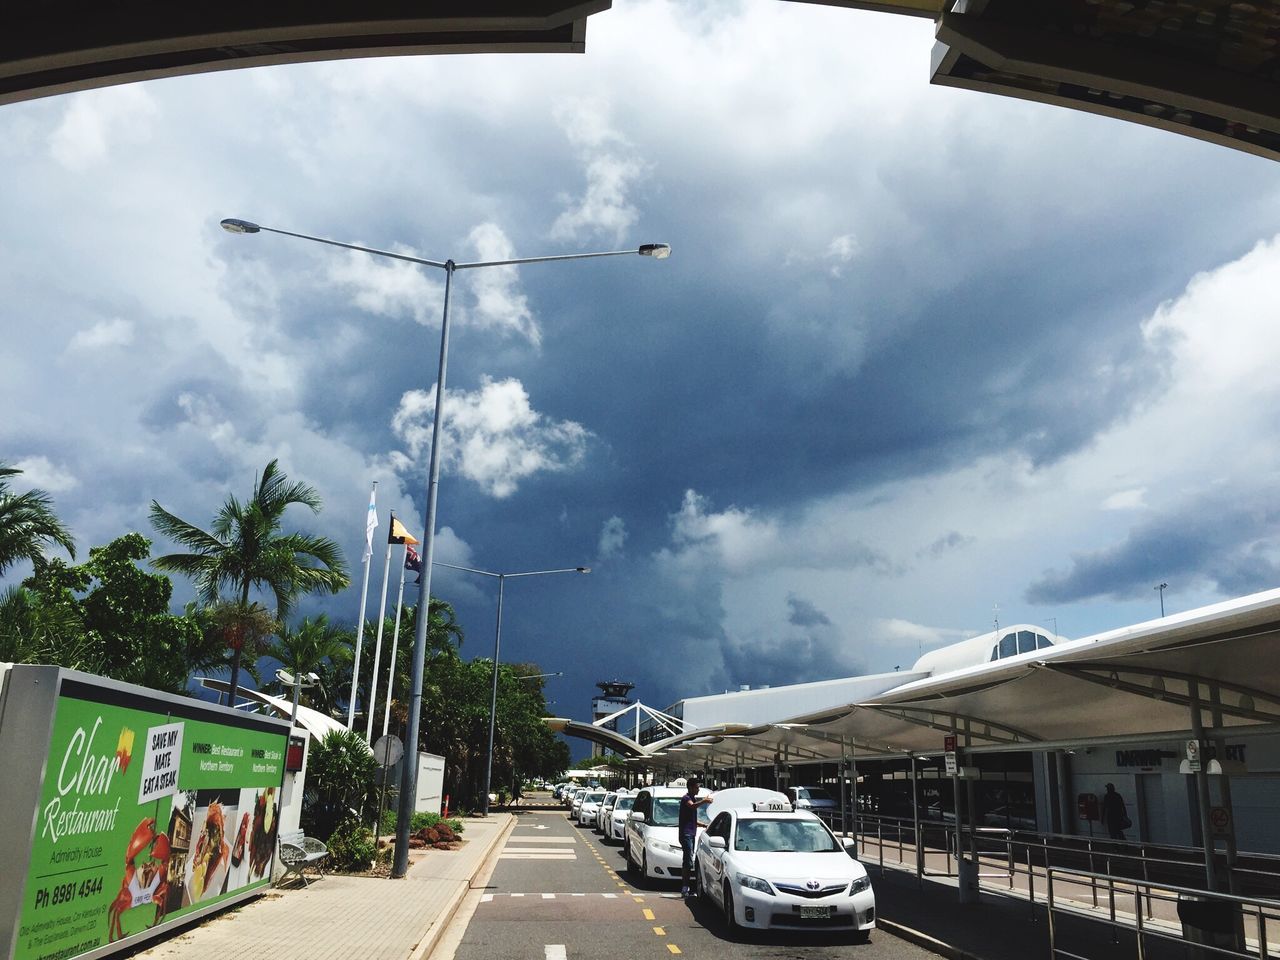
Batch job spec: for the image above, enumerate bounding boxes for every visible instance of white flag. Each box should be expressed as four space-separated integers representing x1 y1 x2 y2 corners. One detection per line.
364 485 378 560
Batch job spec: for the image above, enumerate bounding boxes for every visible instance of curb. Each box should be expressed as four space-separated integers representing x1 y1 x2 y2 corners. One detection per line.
878 918 982 960
409 815 517 960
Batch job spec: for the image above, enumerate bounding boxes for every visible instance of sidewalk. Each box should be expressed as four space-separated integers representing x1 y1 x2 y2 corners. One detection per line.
131 815 514 960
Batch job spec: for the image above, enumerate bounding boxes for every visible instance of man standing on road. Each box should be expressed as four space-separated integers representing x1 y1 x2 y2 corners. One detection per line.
680 778 714 898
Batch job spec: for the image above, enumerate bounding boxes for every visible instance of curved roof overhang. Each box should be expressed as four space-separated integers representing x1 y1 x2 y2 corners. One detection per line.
199 677 355 747
3 1 1278 164
643 588 1280 772
0 2 609 107
544 716 648 758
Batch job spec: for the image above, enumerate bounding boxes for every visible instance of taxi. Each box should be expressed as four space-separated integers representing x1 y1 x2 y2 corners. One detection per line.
693 788 874 939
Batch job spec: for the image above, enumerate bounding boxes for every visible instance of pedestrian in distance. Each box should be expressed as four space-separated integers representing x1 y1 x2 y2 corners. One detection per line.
680 778 714 898
1100 782 1131 841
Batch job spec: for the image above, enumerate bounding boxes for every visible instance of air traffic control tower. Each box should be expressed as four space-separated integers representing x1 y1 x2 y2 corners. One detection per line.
590 680 635 757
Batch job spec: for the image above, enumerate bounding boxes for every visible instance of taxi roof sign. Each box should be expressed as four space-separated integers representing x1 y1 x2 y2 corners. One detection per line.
752 800 793 812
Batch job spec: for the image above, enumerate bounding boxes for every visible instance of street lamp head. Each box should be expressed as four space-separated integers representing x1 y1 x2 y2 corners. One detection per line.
221 218 261 234
576 566 591 574
638 243 671 259
276 669 295 685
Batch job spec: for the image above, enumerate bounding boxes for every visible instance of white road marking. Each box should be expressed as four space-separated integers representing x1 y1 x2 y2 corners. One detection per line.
545 947 567 960
499 853 578 860
504 847 578 853
505 837 576 843
603 893 617 899
542 893 556 899
481 894 493 903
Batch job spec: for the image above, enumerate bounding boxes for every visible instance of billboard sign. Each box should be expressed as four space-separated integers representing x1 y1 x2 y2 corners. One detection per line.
1 667 290 960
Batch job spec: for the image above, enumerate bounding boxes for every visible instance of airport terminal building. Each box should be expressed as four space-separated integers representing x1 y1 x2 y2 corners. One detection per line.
641 590 1280 856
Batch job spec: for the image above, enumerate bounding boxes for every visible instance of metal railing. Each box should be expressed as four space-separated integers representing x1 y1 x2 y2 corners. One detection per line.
1047 866 1280 960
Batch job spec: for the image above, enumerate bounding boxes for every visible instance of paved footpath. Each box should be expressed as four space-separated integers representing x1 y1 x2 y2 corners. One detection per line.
130 815 514 960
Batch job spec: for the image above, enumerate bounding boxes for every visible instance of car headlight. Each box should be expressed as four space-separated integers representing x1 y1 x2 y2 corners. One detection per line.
851 876 872 894
735 874 774 896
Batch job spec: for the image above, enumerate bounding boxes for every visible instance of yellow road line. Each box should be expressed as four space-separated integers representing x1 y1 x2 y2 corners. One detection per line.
653 926 666 936
666 946 682 955
642 908 655 920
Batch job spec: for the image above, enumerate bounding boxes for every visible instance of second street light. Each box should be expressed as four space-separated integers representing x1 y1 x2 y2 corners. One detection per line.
220 217 668 878
434 560 588 817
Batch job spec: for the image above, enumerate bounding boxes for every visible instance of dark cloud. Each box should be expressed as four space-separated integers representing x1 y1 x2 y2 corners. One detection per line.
786 593 831 628
922 531 975 559
1025 490 1280 605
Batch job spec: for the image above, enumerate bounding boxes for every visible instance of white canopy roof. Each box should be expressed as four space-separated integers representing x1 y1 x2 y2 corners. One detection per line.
644 588 1280 769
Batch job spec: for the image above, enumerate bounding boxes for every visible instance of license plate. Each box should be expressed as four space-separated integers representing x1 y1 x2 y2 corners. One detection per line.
800 906 831 919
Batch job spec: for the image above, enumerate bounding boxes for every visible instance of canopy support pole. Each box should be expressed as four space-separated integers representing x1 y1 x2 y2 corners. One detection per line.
1189 681 1219 891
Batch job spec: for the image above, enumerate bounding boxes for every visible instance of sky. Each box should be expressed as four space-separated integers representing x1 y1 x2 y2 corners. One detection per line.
5 0 1280 751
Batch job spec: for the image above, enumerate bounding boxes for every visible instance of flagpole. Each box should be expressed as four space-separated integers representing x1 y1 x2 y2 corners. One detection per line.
348 481 378 730
382 546 410 738
365 531 396 742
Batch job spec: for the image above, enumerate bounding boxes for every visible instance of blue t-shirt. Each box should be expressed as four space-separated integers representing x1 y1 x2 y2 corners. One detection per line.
679 794 701 837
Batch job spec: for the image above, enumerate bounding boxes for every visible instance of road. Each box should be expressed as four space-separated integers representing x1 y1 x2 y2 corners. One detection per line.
447 803 941 960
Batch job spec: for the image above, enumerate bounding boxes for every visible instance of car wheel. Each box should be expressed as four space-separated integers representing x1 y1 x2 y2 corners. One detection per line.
723 881 738 931
696 864 709 902
850 929 871 944
640 849 650 886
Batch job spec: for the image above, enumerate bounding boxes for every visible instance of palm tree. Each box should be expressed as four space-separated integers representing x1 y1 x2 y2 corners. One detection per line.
149 459 350 705
265 614 352 714
0 463 75 576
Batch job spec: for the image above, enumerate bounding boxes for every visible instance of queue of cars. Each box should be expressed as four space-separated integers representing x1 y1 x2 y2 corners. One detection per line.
554 780 875 942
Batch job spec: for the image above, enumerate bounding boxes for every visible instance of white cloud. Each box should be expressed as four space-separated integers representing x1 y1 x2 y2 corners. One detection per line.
327 245 446 327
67 318 134 352
13 456 78 493
550 99 647 244
1102 488 1147 511
49 85 158 171
825 233 859 276
465 223 540 344
390 377 591 498
598 515 628 560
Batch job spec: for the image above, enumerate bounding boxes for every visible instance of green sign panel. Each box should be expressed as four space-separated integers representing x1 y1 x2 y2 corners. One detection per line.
14 689 286 960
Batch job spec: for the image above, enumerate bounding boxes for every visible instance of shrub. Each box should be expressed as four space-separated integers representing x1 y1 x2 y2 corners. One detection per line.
326 818 378 872
377 809 465 836
302 729 379 841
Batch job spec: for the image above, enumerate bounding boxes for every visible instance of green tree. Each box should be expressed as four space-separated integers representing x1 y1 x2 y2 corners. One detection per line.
149 459 350 706
0 462 75 576
357 597 463 733
5 533 225 692
264 614 352 716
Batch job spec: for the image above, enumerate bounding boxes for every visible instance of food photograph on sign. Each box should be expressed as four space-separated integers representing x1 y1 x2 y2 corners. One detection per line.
182 791 236 905
225 786 279 890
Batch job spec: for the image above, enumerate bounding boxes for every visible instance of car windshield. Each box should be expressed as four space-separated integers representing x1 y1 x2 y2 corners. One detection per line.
734 818 841 853
799 787 834 802
614 797 634 811
584 792 605 803
651 797 710 827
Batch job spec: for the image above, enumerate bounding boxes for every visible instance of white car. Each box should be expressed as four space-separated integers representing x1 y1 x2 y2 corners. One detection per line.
624 786 711 884
596 791 620 832
788 785 838 815
606 794 635 843
570 788 588 817
694 788 874 939
578 789 607 826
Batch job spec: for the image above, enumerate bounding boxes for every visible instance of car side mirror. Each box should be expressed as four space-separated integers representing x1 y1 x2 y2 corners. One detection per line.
707 835 726 850
840 836 857 854
631 811 645 821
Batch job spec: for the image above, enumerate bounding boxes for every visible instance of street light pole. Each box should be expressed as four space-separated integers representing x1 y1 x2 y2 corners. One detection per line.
220 218 666 877
1155 581 1168 617
434 561 587 816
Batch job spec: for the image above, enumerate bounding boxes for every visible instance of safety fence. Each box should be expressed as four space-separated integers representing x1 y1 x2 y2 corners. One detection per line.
813 810 1280 958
